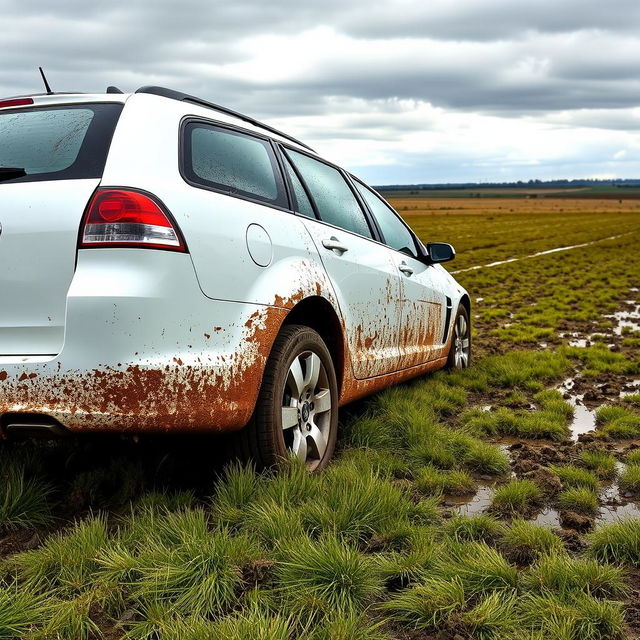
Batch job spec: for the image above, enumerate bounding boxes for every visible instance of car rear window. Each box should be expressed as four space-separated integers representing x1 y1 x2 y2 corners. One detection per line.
0 103 123 183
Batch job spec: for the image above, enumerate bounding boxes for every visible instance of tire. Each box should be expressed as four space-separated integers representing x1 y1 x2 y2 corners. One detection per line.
235 324 338 472
446 304 471 369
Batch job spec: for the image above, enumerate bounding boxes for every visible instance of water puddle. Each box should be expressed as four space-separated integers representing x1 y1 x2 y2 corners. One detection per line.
599 463 640 521
557 378 597 440
451 485 495 516
620 380 640 399
604 302 640 336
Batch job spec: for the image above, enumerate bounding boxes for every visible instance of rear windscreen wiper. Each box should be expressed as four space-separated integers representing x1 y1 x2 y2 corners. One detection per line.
0 167 27 181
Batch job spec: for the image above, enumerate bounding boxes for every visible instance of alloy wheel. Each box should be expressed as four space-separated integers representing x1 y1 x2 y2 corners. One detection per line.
281 350 332 470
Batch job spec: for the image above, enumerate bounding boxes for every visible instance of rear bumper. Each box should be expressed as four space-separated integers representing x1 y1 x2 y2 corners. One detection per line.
0 250 286 433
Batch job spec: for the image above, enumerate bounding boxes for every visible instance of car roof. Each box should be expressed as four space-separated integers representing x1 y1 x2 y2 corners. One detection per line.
0 86 313 153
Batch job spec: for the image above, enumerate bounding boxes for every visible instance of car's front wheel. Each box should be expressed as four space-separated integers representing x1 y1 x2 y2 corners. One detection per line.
237 324 338 472
446 304 471 369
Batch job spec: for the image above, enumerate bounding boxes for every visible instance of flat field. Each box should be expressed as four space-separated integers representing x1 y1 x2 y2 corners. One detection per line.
1 198 640 640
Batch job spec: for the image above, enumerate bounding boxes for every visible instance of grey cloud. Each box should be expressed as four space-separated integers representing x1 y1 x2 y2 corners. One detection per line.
2 0 640 182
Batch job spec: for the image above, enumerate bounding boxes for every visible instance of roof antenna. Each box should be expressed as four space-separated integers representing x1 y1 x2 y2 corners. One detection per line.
38 67 53 95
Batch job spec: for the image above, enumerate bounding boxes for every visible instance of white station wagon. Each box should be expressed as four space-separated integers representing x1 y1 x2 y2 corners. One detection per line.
0 86 470 470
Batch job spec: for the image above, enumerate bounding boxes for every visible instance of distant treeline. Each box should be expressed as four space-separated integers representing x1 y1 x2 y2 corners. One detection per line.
375 178 640 191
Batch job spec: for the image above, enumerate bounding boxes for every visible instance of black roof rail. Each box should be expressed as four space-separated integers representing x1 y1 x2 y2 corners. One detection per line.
135 86 314 152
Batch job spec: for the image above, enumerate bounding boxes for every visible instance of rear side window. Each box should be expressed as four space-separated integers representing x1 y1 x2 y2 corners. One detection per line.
286 149 372 238
281 154 315 218
182 122 287 207
0 103 123 183
354 180 418 258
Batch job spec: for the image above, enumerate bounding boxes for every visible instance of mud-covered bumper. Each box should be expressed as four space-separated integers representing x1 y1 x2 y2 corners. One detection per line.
0 250 286 433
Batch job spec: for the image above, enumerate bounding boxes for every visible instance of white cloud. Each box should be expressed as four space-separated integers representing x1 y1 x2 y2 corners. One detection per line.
1 0 640 183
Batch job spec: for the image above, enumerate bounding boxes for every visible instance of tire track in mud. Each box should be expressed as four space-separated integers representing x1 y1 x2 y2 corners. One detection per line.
451 231 635 275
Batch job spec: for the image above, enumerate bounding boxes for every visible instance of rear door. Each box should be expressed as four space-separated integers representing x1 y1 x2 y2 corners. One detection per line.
0 101 122 355
352 180 448 368
282 148 403 379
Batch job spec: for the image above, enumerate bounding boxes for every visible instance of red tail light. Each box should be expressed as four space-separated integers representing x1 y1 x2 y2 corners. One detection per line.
0 98 34 109
80 189 186 252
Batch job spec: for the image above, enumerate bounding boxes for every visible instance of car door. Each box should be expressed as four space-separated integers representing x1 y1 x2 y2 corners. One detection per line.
352 179 449 369
281 148 404 379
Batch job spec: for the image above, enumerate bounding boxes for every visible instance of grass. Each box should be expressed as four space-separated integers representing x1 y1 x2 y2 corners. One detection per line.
523 553 627 599
443 514 504 543
0 586 47 639
587 519 640 567
9 514 110 595
558 487 599 515
1 198 639 639
596 405 640 438
618 464 640 496
499 520 563 564
435 541 518 595
414 466 475 496
626 449 640 465
0 466 53 532
521 592 626 640
579 450 617 479
460 590 520 640
275 535 383 615
549 464 599 491
491 479 542 517
381 577 465 629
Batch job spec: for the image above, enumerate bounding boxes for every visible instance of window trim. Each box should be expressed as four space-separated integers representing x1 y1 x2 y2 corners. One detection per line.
350 175 422 259
179 116 290 211
276 144 319 220
279 144 380 242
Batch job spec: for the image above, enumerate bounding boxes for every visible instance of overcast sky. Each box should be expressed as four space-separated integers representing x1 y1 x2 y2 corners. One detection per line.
2 0 640 184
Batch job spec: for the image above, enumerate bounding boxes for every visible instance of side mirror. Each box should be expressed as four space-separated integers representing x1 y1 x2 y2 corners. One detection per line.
426 242 456 264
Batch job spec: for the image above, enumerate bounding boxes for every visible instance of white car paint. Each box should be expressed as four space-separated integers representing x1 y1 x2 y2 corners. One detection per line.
0 89 469 436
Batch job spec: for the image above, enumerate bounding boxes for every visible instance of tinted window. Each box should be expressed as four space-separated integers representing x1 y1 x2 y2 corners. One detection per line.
286 149 371 238
0 103 122 183
183 122 286 207
282 154 315 218
355 181 418 257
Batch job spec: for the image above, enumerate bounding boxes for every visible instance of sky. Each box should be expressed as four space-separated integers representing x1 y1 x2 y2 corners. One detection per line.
2 0 640 184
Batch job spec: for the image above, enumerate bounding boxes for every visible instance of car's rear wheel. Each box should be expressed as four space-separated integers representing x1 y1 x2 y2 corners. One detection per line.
446 305 471 369
236 324 338 471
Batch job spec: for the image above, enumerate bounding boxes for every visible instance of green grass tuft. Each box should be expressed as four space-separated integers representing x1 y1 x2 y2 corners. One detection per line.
523 552 626 599
276 535 383 614
558 487 599 515
0 586 48 640
578 450 617 479
0 466 53 532
500 520 563 564
618 464 640 495
587 518 640 567
491 479 542 516
10 514 110 595
414 466 475 496
549 464 599 491
436 541 518 595
443 514 504 543
381 577 465 629
460 590 520 640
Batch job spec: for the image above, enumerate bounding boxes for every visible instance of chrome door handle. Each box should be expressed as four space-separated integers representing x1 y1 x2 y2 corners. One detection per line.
399 262 414 276
322 236 349 254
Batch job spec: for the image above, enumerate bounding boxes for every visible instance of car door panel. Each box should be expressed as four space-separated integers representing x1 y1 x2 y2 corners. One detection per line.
394 255 449 368
302 218 403 378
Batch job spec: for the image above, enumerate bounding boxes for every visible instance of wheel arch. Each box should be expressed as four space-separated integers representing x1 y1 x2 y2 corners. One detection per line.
281 296 346 397
459 293 471 318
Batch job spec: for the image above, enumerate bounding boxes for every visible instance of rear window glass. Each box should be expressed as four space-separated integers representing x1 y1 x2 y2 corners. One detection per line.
182 121 287 208
0 103 123 183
